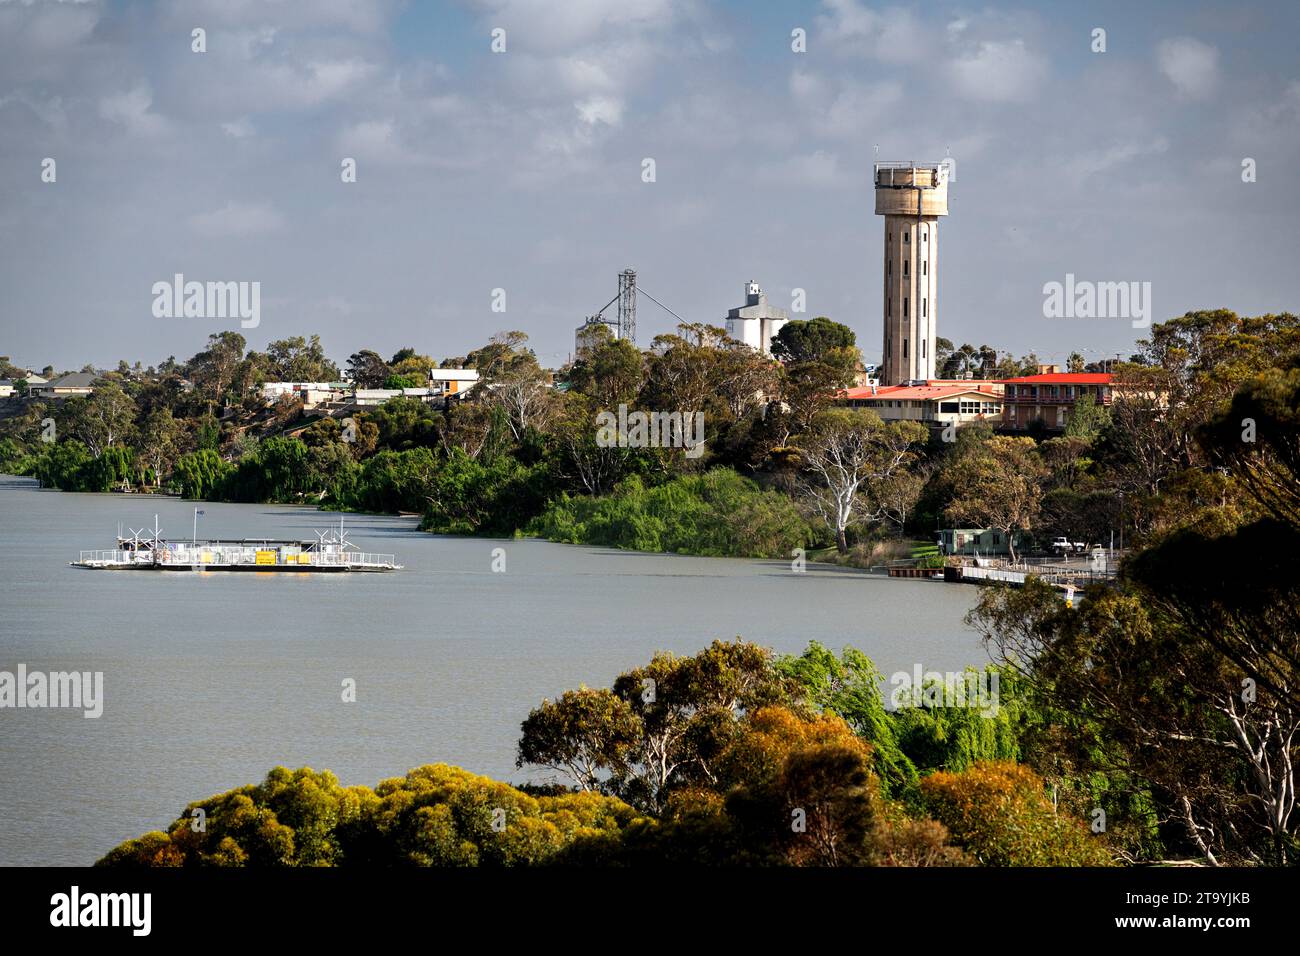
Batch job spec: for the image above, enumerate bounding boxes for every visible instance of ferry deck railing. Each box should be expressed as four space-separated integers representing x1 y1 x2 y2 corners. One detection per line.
78 547 397 568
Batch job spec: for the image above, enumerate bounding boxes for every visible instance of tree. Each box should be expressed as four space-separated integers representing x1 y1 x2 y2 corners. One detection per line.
771 317 856 365
921 762 1112 866
187 332 246 408
1063 394 1109 440
944 436 1046 563
488 362 555 442
566 337 643 409
798 409 927 553
137 408 183 487
607 640 790 811
173 449 230 499
516 689 641 792
66 380 135 458
264 335 339 381
774 642 918 797
346 350 391 389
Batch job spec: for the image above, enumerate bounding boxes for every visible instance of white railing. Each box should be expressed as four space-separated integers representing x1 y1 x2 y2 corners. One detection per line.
78 546 398 569
78 550 154 565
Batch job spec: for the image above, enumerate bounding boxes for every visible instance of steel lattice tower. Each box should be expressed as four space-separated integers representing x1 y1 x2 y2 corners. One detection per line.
617 268 637 344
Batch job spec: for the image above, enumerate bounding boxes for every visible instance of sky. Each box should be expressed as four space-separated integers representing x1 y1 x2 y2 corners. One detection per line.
1 0 1298 373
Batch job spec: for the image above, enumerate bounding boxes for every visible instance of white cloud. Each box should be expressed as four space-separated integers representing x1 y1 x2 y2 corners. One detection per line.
338 118 412 165
1059 138 1171 185
948 39 1047 103
755 150 847 188
468 0 680 51
221 117 255 138
1157 37 1219 99
98 84 167 136
576 94 623 126
189 200 285 238
816 1 927 63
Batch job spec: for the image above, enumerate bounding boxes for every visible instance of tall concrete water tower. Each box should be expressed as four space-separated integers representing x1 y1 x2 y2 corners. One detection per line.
875 162 949 385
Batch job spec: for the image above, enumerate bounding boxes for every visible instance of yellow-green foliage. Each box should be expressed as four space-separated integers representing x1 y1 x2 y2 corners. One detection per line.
920 761 1113 866
96 764 646 868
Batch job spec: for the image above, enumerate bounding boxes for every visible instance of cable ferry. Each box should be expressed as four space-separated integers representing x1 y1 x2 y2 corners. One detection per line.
72 514 401 572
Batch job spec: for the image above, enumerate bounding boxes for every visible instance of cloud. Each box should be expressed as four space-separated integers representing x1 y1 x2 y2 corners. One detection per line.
755 150 847 189
189 200 285 238
948 39 1047 102
576 94 623 126
1156 37 1219 99
816 0 927 63
468 0 680 51
221 117 255 138
1059 138 1171 185
98 84 167 136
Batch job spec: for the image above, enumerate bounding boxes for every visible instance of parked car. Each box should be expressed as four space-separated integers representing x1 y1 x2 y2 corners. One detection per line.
1050 537 1087 554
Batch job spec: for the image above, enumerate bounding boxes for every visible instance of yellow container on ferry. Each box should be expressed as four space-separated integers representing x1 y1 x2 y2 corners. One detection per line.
255 549 276 565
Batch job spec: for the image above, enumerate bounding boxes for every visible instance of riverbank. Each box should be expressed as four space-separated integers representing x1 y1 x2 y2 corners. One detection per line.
0 477 984 865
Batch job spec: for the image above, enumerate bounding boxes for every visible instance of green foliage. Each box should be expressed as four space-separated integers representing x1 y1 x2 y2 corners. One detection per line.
82 445 135 492
1063 394 1110 440
222 435 312 502
173 449 231 500
890 667 1026 775
529 468 816 558
29 440 93 490
418 448 551 534
771 316 857 364
774 642 918 798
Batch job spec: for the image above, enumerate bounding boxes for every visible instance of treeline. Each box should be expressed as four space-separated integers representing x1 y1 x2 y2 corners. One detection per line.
98 639 1110 868
2 311 1298 565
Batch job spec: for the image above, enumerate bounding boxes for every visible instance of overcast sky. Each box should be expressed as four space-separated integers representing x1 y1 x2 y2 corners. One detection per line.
2 0 1298 373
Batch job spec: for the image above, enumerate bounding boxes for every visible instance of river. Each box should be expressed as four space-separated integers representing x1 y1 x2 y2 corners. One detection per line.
0 476 986 865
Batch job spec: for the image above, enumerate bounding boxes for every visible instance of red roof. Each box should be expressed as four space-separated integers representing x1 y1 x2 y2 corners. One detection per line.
998 373 1111 385
843 382 1001 402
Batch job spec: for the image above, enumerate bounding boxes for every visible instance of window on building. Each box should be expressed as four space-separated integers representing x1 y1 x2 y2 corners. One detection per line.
887 260 891 276
903 298 909 318
922 298 927 318
904 232 910 243
887 298 891 317
903 340 909 359
923 261 927 276
903 260 909 277
940 401 959 413
922 339 927 358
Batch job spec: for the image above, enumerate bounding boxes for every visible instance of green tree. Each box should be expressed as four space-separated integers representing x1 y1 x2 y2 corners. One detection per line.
173 449 231 499
944 436 1046 562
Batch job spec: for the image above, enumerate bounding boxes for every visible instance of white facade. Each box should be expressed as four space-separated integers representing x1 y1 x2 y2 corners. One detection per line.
725 281 788 356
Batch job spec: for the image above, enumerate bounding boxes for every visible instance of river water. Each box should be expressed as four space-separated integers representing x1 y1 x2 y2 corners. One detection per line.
0 476 986 865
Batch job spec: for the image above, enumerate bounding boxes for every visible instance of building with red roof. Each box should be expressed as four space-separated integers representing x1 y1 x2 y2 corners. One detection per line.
840 379 1003 428
999 372 1113 432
